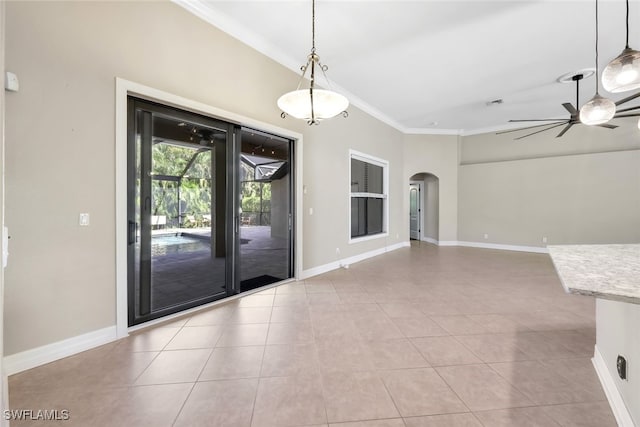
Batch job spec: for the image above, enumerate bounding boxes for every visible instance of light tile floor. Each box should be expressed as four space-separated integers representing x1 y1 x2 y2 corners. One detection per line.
9 243 616 426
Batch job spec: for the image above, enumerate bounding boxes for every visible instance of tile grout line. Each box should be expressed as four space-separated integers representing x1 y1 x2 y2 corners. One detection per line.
170 381 198 427
127 326 183 385
249 293 276 427
314 279 334 427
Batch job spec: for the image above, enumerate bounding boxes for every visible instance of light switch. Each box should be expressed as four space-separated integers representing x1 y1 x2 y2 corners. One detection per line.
79 213 90 226
5 72 19 92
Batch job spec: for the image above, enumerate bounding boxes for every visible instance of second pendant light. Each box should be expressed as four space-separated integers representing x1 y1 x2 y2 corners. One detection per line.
580 0 616 126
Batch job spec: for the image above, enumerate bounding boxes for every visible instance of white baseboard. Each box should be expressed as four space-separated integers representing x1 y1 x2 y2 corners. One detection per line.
421 237 439 245
4 326 118 376
457 240 549 254
416 238 458 247
436 240 459 246
592 345 635 427
416 238 547 253
300 241 410 280
418 238 457 246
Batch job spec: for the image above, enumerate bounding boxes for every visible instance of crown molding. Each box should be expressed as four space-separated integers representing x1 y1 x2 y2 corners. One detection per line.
172 0 533 139
460 122 538 136
404 127 462 136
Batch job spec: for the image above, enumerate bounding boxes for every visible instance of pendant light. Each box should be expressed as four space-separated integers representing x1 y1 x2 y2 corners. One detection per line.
580 0 617 125
602 0 640 93
277 0 348 125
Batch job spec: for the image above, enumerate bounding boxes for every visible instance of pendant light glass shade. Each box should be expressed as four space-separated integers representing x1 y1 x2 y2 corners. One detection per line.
278 88 349 122
602 0 640 93
602 47 640 92
579 93 617 125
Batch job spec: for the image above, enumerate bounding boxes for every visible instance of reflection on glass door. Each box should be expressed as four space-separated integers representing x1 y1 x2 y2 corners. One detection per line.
237 129 293 291
127 98 233 325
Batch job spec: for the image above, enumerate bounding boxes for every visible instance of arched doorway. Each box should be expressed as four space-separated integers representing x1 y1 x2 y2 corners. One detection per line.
409 173 439 243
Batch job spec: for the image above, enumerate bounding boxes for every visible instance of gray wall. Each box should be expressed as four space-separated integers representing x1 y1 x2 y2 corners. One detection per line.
404 134 459 243
424 175 439 241
4 1 405 356
459 125 640 247
596 299 640 425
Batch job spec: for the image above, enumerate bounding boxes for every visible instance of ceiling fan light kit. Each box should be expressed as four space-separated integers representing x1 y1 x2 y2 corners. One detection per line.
602 0 640 93
277 0 348 125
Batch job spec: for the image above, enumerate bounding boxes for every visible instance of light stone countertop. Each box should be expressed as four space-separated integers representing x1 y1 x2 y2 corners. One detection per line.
548 244 640 304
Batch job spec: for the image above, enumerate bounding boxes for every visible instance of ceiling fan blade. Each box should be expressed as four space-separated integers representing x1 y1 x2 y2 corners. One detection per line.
615 105 640 113
613 113 640 118
514 122 566 140
595 123 618 129
615 91 640 106
496 121 566 135
556 123 574 138
562 102 579 115
509 119 565 122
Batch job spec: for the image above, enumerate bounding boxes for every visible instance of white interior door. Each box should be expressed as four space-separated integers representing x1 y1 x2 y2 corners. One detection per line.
409 184 420 240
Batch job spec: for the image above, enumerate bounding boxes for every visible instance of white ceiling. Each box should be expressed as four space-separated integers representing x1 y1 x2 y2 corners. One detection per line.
176 0 640 135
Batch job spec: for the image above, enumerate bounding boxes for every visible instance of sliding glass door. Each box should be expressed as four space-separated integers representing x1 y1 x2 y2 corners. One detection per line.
127 98 294 326
237 129 294 292
128 98 235 325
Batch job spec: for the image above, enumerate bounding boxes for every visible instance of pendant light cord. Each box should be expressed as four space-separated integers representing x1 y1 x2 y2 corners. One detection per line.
595 0 600 93
310 0 316 124
312 0 316 53
625 0 630 48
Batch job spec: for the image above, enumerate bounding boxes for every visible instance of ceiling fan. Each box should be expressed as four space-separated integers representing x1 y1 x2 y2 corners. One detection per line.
499 73 640 140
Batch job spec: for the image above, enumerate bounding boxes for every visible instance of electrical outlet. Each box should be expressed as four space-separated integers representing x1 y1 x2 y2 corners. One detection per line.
483 233 489 240
336 247 340 255
617 355 627 380
542 236 548 243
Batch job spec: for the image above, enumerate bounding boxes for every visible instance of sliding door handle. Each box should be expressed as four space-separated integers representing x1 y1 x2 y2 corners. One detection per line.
128 221 137 245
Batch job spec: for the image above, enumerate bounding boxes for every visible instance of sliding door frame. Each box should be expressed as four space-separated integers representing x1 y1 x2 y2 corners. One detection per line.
235 127 295 293
127 97 240 326
115 78 303 337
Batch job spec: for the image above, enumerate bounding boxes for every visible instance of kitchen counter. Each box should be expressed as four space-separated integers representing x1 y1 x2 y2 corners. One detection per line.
548 244 640 305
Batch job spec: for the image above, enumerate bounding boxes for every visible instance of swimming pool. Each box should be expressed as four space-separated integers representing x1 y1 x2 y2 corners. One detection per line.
151 234 209 256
